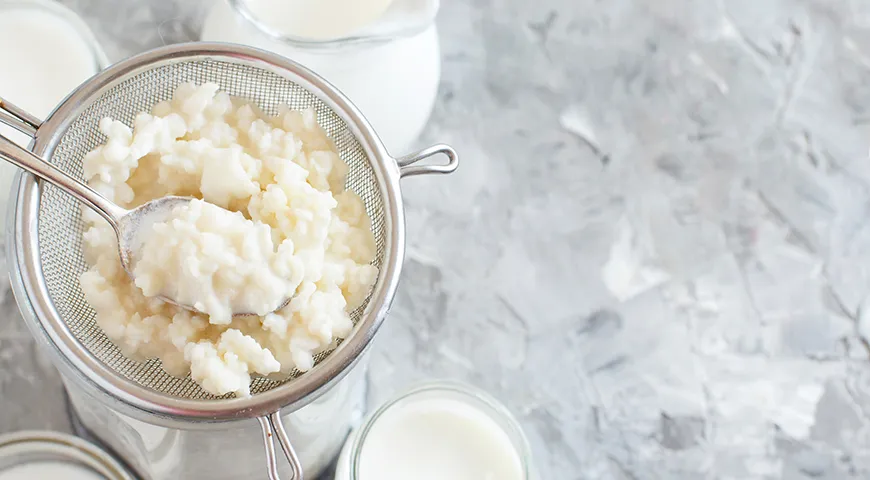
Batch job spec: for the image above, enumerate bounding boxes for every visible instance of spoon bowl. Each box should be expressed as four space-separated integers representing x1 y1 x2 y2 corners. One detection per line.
0 110 293 318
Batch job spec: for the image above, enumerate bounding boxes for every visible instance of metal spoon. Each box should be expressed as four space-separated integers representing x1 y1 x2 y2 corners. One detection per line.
0 131 291 317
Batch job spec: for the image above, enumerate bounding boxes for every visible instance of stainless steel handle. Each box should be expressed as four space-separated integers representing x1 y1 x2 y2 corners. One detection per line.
0 99 125 227
258 413 304 480
0 97 41 137
396 144 459 178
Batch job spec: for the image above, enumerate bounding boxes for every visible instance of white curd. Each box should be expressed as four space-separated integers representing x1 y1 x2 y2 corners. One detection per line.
79 83 378 397
133 198 304 324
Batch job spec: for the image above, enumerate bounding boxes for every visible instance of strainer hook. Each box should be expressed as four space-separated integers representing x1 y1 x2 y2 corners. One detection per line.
396 143 459 178
259 413 304 480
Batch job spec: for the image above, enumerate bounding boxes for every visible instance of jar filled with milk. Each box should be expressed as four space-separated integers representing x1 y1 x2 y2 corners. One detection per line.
334 382 538 480
0 0 108 230
201 0 441 155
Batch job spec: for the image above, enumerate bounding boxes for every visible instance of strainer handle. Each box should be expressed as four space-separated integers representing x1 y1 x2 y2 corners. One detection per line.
396 144 459 178
258 412 304 480
0 97 41 137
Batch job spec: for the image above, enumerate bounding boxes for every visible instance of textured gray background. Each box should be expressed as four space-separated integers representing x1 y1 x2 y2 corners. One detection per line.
3 0 870 478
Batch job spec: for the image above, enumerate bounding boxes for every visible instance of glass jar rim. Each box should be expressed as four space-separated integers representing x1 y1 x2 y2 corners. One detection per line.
225 0 438 48
348 380 536 479
0 430 135 480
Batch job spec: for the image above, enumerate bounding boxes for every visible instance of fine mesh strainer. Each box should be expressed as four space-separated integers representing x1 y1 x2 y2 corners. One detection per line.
2 43 457 479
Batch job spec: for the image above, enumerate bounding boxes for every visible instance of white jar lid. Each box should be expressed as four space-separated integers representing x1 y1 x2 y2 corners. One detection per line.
0 431 136 480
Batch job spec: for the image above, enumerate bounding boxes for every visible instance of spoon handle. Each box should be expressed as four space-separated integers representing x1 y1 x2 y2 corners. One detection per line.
0 131 127 227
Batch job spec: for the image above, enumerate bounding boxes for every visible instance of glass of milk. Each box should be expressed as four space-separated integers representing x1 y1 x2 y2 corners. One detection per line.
334 381 537 480
201 0 441 156
0 0 108 229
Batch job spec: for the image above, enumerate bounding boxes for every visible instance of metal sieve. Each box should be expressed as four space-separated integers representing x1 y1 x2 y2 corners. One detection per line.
2 42 457 479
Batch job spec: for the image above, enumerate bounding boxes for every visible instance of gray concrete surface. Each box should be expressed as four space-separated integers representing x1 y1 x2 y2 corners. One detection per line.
3 0 870 478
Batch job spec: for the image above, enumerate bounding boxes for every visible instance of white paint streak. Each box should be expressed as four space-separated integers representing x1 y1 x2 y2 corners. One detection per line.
437 344 475 370
601 218 671 302
558 107 604 155
843 37 870 69
688 52 730 95
858 296 870 345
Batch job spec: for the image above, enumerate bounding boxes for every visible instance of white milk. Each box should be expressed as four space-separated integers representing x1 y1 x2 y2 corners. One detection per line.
0 6 100 145
0 462 105 480
244 0 396 40
201 0 440 155
0 3 103 226
338 396 527 480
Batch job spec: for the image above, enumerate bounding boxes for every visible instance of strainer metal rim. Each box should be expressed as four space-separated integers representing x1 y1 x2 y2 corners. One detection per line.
8 42 406 422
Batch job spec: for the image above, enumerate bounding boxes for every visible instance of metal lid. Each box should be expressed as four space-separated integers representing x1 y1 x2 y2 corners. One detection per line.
0 431 136 480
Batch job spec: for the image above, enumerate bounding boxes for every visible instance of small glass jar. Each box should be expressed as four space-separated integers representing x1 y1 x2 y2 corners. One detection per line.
334 381 537 480
200 0 441 156
0 431 135 480
0 0 108 229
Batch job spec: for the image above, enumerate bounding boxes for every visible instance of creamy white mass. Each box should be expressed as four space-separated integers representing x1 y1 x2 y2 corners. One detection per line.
79 83 378 396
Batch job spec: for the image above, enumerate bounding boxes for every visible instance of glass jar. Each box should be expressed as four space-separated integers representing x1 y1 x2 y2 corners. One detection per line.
0 431 135 480
7 160 371 477
334 381 537 480
62 364 367 479
200 0 441 155
0 0 108 229
8 232 370 480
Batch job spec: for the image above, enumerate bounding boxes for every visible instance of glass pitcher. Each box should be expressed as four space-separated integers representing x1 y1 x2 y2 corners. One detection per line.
201 0 442 155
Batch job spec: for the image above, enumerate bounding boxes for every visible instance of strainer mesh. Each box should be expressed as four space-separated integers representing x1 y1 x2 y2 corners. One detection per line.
36 59 386 400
